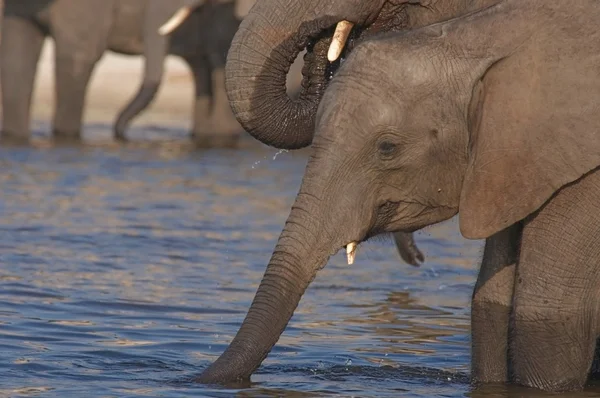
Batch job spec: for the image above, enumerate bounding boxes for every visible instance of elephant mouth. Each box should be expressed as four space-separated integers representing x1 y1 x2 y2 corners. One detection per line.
341 201 405 265
303 3 409 84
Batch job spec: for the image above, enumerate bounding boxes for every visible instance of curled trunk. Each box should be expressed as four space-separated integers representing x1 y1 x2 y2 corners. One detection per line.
225 7 338 149
225 0 413 150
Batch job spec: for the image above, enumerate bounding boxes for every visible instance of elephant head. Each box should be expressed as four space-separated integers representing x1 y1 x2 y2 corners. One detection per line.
197 0 600 384
223 0 499 150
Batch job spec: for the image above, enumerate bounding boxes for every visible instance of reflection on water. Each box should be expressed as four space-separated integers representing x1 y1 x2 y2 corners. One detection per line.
1 127 598 397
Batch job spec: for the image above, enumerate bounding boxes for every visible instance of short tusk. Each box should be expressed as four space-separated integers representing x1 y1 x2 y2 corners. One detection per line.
158 7 193 35
346 241 358 265
327 20 354 62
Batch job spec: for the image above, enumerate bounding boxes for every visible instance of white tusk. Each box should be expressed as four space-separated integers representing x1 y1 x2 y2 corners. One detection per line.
327 20 354 62
158 7 193 35
346 242 358 265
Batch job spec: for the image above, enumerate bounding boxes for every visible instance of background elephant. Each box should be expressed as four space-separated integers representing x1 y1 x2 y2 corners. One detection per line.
199 0 600 392
1 0 250 146
113 0 255 146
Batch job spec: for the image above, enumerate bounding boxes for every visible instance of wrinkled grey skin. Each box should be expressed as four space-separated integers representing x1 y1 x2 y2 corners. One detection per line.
223 0 495 319
202 0 600 392
1 0 243 147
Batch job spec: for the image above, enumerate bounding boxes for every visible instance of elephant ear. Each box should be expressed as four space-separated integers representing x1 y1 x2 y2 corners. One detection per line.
458 36 600 239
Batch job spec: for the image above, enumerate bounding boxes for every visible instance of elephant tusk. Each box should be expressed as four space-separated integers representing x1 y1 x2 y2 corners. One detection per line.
346 241 358 265
328 20 354 62
158 6 193 35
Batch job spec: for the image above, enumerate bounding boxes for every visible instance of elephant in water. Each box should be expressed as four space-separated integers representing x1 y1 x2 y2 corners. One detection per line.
1 0 253 147
199 0 600 393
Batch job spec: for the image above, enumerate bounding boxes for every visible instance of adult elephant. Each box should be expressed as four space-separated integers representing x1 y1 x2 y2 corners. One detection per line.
200 0 600 392
114 0 255 146
1 0 252 147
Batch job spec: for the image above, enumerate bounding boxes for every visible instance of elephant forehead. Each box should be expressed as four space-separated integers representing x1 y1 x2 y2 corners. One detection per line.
316 89 399 141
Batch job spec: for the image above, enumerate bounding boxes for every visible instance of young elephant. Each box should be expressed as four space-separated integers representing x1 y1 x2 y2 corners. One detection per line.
198 0 600 392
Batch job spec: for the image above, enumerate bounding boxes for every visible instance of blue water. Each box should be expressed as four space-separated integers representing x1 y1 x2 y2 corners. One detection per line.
1 131 596 397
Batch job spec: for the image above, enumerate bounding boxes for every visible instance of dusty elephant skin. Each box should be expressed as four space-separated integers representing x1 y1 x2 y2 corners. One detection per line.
200 0 600 392
0 0 246 147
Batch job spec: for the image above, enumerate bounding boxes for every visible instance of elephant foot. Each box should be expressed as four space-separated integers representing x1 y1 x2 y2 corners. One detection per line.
0 132 30 146
114 133 129 144
192 133 241 149
191 115 244 148
51 131 84 146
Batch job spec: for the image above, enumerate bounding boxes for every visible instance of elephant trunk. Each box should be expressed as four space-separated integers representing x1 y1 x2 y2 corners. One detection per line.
197 178 355 383
114 83 160 140
225 1 341 150
113 6 171 140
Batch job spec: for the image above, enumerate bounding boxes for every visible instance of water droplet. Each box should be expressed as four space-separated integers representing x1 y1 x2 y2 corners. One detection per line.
272 149 289 160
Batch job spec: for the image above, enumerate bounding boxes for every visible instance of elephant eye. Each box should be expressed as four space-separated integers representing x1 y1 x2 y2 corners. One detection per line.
377 140 398 157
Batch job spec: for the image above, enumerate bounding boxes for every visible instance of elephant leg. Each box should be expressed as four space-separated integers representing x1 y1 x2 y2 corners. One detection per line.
202 66 243 148
1 17 45 143
471 223 521 384
188 60 241 149
185 56 212 141
47 0 112 142
510 170 600 391
52 51 99 141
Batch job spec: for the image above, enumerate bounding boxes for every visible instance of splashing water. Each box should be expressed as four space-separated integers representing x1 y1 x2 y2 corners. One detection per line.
251 149 290 169
272 149 289 160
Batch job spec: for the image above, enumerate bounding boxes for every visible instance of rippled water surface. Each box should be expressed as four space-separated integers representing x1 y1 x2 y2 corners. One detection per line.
1 131 597 397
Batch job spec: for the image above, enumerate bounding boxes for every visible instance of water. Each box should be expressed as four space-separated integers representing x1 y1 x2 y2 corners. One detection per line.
1 131 598 397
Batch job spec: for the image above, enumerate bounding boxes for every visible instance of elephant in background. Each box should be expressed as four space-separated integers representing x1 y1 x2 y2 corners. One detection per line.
1 0 252 147
114 0 256 146
199 0 600 392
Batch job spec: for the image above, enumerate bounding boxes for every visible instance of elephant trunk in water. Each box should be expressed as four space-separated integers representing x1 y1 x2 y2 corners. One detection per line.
197 158 363 383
